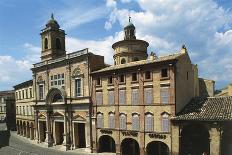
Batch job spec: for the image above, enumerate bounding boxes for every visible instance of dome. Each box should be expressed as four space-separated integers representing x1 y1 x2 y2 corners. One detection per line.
124 21 135 30
46 14 60 29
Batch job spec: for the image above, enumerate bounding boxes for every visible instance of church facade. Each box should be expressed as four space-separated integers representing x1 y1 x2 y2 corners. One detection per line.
15 15 105 151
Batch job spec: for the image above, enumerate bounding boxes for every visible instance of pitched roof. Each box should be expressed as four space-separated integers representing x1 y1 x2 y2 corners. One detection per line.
92 52 183 74
173 96 232 121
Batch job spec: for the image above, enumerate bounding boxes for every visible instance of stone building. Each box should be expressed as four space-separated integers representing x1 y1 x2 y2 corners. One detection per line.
30 15 105 151
91 19 200 155
14 80 35 139
0 90 15 123
215 83 232 97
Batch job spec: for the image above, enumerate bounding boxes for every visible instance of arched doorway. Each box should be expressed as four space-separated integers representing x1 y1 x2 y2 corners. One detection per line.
30 122 34 140
146 141 169 155
98 135 116 153
26 122 30 138
121 138 140 155
221 124 232 155
180 124 210 155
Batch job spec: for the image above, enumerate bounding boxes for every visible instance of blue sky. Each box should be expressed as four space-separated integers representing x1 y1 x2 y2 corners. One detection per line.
0 0 232 91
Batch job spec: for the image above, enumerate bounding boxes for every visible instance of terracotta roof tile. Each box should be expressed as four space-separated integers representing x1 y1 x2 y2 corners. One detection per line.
92 52 183 73
173 96 232 121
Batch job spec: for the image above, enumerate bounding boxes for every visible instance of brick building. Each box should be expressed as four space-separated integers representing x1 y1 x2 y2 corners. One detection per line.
91 19 201 155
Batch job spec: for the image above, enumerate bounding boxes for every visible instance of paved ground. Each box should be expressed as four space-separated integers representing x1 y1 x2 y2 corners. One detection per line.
0 123 112 155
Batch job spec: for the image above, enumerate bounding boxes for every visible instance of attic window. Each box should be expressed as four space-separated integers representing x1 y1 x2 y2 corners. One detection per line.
145 71 151 80
108 76 113 85
119 74 125 83
96 77 101 86
161 68 168 78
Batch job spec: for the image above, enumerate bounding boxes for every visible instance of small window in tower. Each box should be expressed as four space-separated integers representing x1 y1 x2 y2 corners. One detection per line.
121 58 126 64
56 38 61 49
44 38 48 49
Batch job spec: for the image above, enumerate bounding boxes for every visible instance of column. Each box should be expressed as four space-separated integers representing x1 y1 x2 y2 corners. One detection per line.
210 127 221 155
171 123 180 155
139 71 145 155
63 114 68 150
35 110 39 142
114 75 120 155
45 111 52 147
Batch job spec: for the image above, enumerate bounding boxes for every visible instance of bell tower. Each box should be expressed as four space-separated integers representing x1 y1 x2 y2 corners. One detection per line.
40 14 66 61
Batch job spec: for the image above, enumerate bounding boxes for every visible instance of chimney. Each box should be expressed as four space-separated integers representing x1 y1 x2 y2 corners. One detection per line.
149 52 158 60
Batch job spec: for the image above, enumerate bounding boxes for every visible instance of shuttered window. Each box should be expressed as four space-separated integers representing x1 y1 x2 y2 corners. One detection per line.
97 113 103 128
96 92 103 105
145 113 154 132
161 88 170 104
144 88 153 104
120 114 126 130
119 90 126 104
162 114 170 132
108 113 115 128
108 90 114 105
132 114 140 130
131 89 139 105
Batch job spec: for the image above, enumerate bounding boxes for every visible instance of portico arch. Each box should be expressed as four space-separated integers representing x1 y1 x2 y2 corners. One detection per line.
146 141 169 155
180 124 210 155
98 135 116 153
121 138 140 155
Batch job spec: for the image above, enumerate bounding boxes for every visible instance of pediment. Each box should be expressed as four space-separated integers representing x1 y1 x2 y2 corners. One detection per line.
73 114 86 121
53 112 64 117
38 113 46 119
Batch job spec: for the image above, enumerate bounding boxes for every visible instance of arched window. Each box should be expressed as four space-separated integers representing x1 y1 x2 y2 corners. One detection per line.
132 113 140 130
56 38 61 49
52 93 63 103
97 113 104 128
121 58 126 64
145 113 154 132
44 38 48 49
119 113 126 130
108 112 115 128
162 113 170 132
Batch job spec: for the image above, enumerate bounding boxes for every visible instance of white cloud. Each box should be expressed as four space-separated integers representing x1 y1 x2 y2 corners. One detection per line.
58 5 108 31
66 31 124 64
104 0 232 88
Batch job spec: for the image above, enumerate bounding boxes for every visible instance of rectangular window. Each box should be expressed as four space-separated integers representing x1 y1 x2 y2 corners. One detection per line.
29 88 32 98
22 90 25 99
132 72 138 82
96 77 101 86
119 89 126 104
161 68 168 78
26 89 28 99
97 114 103 128
75 78 82 97
119 74 125 83
51 73 65 86
96 92 103 105
162 118 170 132
132 115 140 130
144 88 153 104
39 84 44 100
145 115 153 132
161 88 170 104
145 71 151 80
108 76 113 85
23 106 25 115
108 90 114 105
19 91 21 100
131 89 139 105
